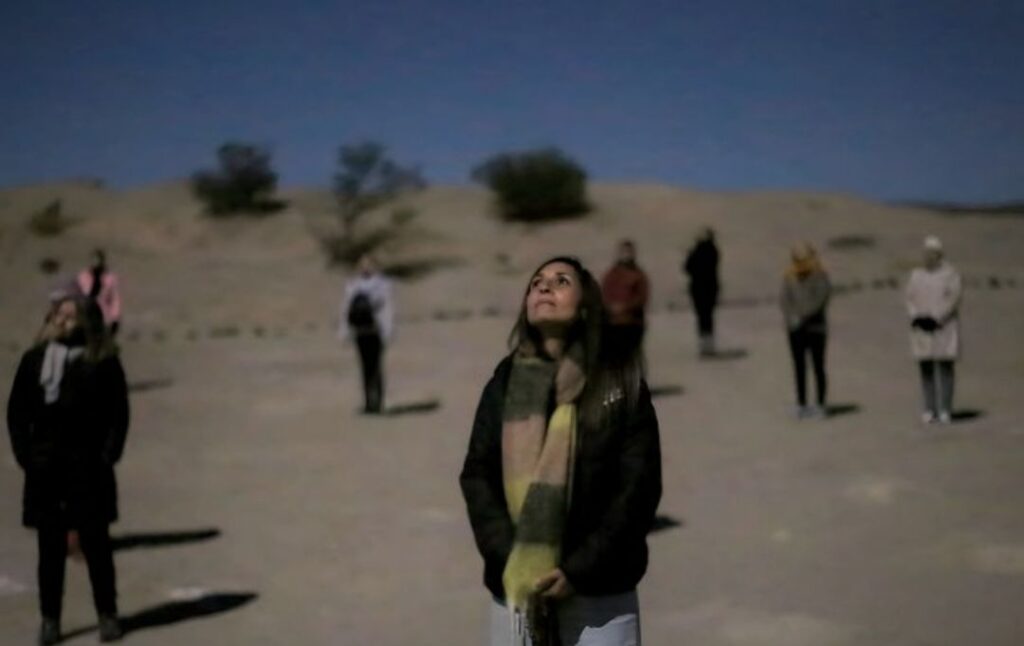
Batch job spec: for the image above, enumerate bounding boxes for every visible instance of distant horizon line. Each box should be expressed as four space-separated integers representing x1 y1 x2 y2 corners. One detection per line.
1 174 1021 211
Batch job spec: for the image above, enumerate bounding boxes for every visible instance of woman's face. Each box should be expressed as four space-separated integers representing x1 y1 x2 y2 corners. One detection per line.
52 300 79 339
525 261 583 330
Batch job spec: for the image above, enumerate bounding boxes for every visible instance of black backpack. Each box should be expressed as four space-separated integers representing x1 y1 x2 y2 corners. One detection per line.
347 292 376 329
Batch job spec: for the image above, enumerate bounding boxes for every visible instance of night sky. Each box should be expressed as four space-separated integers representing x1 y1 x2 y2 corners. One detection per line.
2 0 1021 201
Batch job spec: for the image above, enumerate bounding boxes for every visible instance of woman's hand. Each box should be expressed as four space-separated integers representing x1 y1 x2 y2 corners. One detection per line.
534 568 574 599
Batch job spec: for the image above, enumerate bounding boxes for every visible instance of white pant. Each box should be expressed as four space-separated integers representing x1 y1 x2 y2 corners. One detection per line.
489 591 640 646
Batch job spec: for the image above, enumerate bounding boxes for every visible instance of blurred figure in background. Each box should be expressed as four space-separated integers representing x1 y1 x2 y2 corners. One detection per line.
77 249 122 337
338 255 394 414
906 236 962 425
7 297 129 644
601 239 650 367
780 243 832 419
683 228 720 357
460 256 661 646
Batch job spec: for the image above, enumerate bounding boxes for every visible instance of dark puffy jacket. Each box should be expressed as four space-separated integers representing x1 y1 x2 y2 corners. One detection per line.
7 344 129 528
684 240 720 307
459 357 662 599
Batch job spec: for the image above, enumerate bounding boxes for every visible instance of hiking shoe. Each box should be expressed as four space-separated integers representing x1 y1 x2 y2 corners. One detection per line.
39 618 60 646
98 615 123 642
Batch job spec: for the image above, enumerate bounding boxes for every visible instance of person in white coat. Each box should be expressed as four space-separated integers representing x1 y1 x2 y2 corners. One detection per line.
338 255 394 414
905 236 962 424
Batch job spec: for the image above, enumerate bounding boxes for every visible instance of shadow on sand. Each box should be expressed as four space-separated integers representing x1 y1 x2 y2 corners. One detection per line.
384 257 465 281
128 377 175 394
62 592 258 641
952 409 985 423
649 385 685 399
384 399 442 416
699 348 749 361
111 528 221 552
825 403 861 418
649 515 685 534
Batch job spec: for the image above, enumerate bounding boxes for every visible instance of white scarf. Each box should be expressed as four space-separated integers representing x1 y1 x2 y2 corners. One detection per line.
40 342 84 404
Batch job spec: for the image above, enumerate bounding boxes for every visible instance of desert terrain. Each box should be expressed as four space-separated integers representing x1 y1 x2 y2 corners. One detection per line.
1 180 1023 645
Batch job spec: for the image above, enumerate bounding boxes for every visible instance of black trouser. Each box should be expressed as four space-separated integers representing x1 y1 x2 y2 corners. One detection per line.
356 333 384 413
919 360 954 416
694 303 715 337
37 522 117 620
788 329 827 407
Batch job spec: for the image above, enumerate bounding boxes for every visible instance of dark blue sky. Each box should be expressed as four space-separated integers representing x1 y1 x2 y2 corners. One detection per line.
2 1 1021 201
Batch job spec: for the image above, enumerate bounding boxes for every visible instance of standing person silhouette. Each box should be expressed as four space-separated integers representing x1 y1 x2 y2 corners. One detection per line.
77 249 122 337
906 236 962 424
7 297 129 644
338 255 394 414
683 228 720 357
461 256 662 646
780 243 832 418
601 240 650 367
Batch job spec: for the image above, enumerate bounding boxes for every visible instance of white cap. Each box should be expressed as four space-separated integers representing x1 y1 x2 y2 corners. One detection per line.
923 235 943 251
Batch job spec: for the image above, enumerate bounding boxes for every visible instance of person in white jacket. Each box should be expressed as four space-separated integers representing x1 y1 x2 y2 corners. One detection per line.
905 236 962 424
338 255 394 414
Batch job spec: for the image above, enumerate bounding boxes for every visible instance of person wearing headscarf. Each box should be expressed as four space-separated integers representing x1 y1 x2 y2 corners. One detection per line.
905 235 962 424
461 256 661 646
780 243 832 418
683 228 720 357
7 297 129 644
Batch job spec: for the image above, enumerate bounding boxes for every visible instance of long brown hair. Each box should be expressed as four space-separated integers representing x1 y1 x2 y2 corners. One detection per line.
508 256 643 426
36 296 117 362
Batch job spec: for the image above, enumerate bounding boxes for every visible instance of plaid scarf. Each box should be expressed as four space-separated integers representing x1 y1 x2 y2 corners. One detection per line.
502 341 585 645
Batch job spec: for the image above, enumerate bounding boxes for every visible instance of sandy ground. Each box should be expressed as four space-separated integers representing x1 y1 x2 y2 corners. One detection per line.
1 181 1023 644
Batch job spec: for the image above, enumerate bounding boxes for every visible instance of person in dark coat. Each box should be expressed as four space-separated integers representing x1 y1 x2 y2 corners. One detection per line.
460 256 662 646
683 228 720 357
7 296 129 644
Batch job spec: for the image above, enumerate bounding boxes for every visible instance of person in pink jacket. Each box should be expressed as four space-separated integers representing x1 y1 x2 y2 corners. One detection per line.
76 250 122 336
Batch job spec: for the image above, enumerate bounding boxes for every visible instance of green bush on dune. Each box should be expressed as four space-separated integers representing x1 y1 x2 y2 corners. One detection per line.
192 142 283 216
327 141 425 265
472 147 589 222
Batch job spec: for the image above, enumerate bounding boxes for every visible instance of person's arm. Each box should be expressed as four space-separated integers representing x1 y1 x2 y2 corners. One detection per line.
905 271 921 319
934 269 962 326
459 366 515 568
632 271 650 311
377 279 395 342
337 284 354 341
6 351 36 469
106 274 122 323
101 357 130 465
780 278 799 329
560 381 662 590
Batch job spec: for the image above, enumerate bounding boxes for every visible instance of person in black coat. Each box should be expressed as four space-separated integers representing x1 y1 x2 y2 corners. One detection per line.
460 256 661 645
683 228 720 357
7 297 129 644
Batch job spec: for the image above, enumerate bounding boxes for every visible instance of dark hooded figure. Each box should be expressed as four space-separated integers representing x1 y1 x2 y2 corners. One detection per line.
7 296 129 644
683 228 720 356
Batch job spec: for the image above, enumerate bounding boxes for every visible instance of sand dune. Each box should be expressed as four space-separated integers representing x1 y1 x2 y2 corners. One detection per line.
1 180 1023 644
